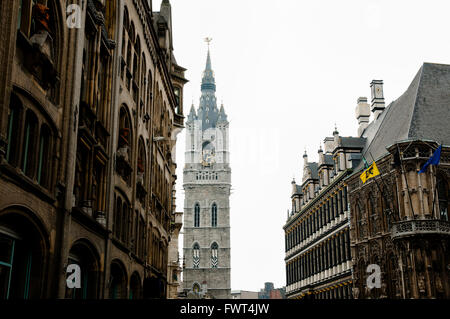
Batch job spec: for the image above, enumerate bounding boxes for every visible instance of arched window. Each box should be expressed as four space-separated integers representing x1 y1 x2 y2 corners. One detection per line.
174 87 181 114
115 197 122 239
141 55 146 108
129 22 135 43
133 36 140 80
211 242 218 268
109 261 127 299
146 70 152 113
194 204 200 227
129 272 142 299
137 138 146 178
211 203 217 227
37 125 51 187
356 201 364 240
437 175 449 221
123 7 129 32
193 243 200 268
118 106 131 158
133 210 139 255
121 202 129 244
368 193 377 235
6 94 22 165
65 241 99 299
21 110 38 178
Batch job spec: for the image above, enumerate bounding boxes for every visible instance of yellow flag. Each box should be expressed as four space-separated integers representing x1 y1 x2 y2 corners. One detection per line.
360 161 380 184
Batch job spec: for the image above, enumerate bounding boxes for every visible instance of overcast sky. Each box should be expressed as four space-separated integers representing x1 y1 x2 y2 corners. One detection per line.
156 0 450 292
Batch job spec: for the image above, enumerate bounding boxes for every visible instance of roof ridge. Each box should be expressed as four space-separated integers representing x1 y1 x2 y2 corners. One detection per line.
407 63 426 139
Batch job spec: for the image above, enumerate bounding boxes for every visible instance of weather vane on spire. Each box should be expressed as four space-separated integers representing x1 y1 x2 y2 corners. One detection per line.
204 37 212 49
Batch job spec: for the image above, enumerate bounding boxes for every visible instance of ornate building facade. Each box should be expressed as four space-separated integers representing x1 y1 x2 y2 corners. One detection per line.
284 62 450 299
182 47 231 299
284 130 364 299
0 0 186 299
347 63 450 299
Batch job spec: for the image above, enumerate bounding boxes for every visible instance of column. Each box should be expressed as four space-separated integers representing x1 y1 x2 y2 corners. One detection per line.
320 206 324 228
301 221 305 242
345 229 351 261
327 200 331 223
335 194 339 218
331 197 335 221
342 231 347 262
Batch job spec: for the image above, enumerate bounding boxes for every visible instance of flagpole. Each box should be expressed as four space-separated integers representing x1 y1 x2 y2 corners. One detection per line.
429 145 441 219
396 144 416 218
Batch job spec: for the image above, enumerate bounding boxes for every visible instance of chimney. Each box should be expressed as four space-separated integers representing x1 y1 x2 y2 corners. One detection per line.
355 97 370 136
370 80 385 119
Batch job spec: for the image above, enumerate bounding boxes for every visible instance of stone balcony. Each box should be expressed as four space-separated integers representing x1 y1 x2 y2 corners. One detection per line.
391 219 450 240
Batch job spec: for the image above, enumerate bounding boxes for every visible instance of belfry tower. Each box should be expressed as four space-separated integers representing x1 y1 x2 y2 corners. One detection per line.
182 41 231 299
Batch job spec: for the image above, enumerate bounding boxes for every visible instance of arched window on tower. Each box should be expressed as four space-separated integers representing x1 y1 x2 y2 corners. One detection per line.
437 174 449 221
193 243 200 268
211 242 218 268
211 203 217 227
194 204 200 227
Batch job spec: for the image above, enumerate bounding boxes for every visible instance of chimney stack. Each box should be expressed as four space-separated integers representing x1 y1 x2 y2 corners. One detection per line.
355 97 370 136
370 80 385 119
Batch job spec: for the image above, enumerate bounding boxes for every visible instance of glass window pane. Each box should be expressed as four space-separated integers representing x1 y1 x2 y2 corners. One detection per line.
0 264 11 299
0 236 13 264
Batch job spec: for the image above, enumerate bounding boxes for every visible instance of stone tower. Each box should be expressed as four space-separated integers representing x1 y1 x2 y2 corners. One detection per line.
182 45 231 299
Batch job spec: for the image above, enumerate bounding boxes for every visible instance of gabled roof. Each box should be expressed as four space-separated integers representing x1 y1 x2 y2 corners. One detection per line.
355 62 450 171
293 184 303 196
323 154 334 166
305 162 319 180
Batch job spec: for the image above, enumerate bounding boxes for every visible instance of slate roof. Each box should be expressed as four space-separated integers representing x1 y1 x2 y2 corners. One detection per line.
323 154 334 166
194 48 228 130
306 162 319 180
355 62 450 172
340 137 366 149
294 185 303 195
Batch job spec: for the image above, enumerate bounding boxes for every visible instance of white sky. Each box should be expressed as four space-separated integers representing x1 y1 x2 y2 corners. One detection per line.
156 0 450 292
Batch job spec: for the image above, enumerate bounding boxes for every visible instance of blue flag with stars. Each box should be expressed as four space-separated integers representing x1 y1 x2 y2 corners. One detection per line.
418 145 442 174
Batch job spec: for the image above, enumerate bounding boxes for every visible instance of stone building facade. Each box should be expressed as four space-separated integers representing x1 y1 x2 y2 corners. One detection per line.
284 62 450 299
182 47 231 299
347 63 450 299
284 129 364 299
0 0 186 299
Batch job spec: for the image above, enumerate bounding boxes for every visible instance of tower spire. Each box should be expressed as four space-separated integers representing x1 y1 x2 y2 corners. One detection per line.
201 38 215 92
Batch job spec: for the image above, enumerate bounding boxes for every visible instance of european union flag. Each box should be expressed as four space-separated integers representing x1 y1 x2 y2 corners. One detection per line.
418 145 442 174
